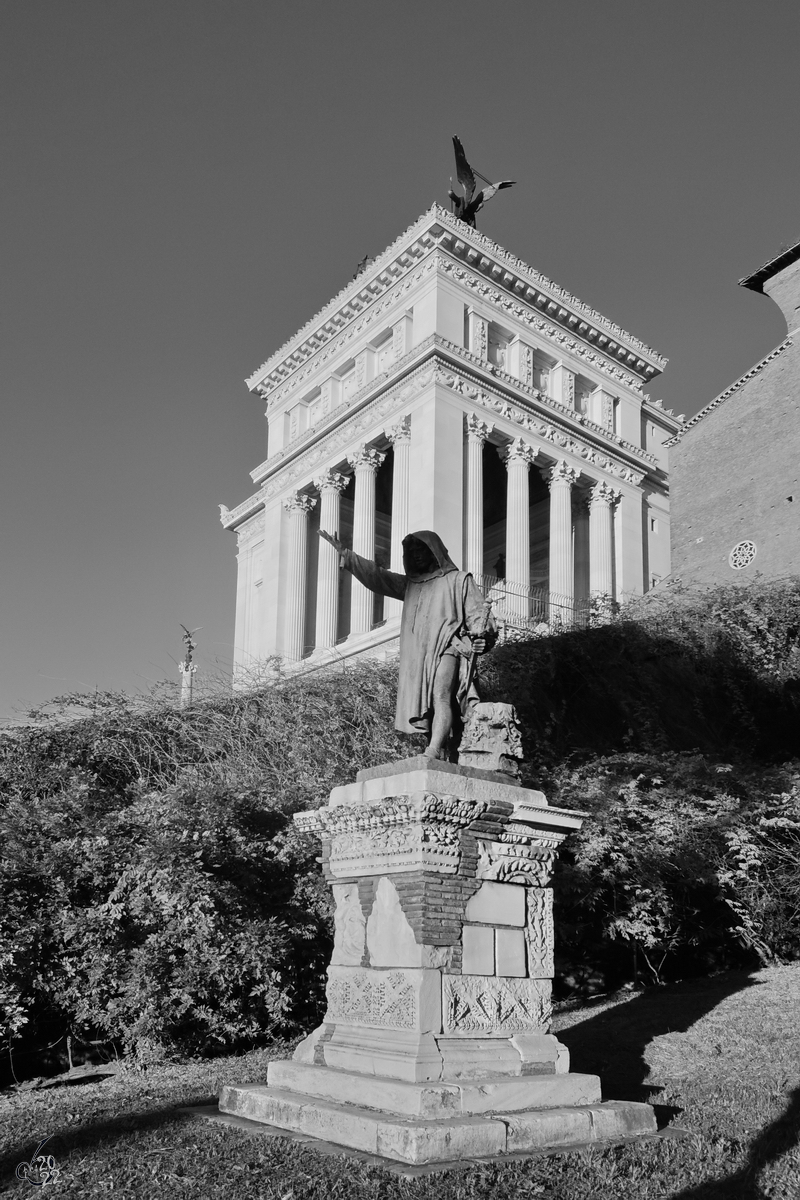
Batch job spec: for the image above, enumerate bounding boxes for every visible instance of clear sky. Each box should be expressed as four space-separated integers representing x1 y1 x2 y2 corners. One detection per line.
1 0 799 721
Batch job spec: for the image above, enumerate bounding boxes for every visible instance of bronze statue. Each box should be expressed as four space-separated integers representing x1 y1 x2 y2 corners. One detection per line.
448 135 515 229
319 529 497 759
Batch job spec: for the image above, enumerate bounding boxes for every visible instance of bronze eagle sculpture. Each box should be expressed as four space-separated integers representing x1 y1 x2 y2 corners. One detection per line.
448 135 515 228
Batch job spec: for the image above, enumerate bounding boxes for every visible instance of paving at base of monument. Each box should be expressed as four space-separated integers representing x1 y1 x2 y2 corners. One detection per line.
216 749 660 1167
186 1098 683 1178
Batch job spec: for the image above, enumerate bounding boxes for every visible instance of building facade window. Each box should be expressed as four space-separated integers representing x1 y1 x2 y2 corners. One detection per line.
729 540 757 570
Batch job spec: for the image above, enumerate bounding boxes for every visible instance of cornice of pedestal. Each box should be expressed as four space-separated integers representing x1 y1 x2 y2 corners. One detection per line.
245 205 670 409
220 341 665 534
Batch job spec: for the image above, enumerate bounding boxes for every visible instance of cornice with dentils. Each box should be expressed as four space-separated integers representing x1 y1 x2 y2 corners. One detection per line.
246 205 668 399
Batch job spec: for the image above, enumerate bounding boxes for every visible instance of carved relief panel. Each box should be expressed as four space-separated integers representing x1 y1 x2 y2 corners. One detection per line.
442 976 552 1036
525 888 555 979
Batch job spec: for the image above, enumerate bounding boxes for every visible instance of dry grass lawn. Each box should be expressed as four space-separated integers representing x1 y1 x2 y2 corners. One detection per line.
1 965 798 1199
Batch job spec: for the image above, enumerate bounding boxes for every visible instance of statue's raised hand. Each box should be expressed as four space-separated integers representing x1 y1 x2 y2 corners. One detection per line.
318 528 345 558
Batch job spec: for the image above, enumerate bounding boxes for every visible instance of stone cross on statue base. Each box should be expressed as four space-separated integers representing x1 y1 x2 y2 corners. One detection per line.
219 753 657 1165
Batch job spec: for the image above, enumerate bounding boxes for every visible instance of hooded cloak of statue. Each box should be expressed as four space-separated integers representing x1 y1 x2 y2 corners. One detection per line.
340 530 497 734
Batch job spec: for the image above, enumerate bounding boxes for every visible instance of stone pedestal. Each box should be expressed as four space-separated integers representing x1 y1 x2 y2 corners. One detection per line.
219 758 656 1164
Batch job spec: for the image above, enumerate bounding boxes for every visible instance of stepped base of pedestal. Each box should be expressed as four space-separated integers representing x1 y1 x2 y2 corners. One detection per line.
219 1064 656 1165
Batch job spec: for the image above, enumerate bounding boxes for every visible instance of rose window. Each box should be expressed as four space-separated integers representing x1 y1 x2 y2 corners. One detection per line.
729 540 757 570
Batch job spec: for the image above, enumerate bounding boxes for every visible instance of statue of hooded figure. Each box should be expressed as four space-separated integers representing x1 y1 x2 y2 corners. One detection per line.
319 528 497 758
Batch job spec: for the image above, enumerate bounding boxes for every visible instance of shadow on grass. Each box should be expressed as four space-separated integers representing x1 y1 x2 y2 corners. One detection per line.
0 1100 213 1190
667 1086 800 1199
556 971 800 1199
556 969 759 1105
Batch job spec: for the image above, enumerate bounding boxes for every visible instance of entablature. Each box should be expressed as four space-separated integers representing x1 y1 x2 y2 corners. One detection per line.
222 344 667 535
246 205 668 407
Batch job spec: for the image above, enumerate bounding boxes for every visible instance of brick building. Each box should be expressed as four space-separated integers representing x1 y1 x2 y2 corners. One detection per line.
670 240 800 585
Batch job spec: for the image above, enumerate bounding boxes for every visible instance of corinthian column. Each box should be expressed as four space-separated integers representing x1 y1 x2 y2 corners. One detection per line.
503 438 538 622
547 460 578 624
589 480 620 607
465 414 493 578
313 470 350 650
384 417 411 620
346 444 386 635
283 492 317 661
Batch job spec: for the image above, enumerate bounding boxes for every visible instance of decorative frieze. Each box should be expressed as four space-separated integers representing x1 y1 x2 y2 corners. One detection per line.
467 310 488 360
248 205 664 407
433 207 665 366
254 363 436 501
442 976 552 1036
435 366 648 484
297 793 488 878
476 831 563 886
224 349 652 533
235 513 265 551
331 883 366 967
255 255 439 409
519 343 534 389
326 967 419 1029
325 965 441 1032
438 259 645 393
525 889 555 979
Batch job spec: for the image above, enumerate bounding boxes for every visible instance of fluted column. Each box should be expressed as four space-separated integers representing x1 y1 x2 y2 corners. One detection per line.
573 490 591 623
347 445 386 635
384 417 411 620
313 470 350 650
283 492 317 661
547 460 578 624
465 414 493 578
589 481 621 607
503 438 538 622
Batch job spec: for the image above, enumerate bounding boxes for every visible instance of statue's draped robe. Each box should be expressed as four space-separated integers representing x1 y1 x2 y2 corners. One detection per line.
341 530 496 734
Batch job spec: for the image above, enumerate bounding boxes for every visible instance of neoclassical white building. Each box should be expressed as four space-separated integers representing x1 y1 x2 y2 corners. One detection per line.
220 205 681 676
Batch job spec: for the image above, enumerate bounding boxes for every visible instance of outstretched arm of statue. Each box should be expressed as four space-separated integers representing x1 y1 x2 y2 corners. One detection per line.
318 529 407 601
319 528 347 565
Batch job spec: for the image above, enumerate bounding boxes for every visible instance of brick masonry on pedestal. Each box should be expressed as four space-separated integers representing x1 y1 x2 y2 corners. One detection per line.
218 756 658 1163
288 757 583 1078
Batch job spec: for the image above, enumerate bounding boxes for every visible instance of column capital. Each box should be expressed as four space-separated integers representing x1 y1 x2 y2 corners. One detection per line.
503 437 538 470
545 459 578 489
588 480 622 507
347 444 386 473
465 412 494 443
283 492 317 515
313 469 350 494
384 415 411 445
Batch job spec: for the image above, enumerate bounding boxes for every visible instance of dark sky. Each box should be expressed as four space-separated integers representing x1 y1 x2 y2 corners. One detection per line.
2 0 798 720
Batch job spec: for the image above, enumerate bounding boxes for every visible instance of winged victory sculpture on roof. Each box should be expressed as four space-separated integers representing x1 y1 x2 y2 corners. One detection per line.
448 135 515 229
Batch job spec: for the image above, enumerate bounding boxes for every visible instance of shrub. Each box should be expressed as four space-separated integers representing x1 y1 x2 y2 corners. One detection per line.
549 753 800 994
0 660 413 1069
1 582 798 1069
482 578 800 771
